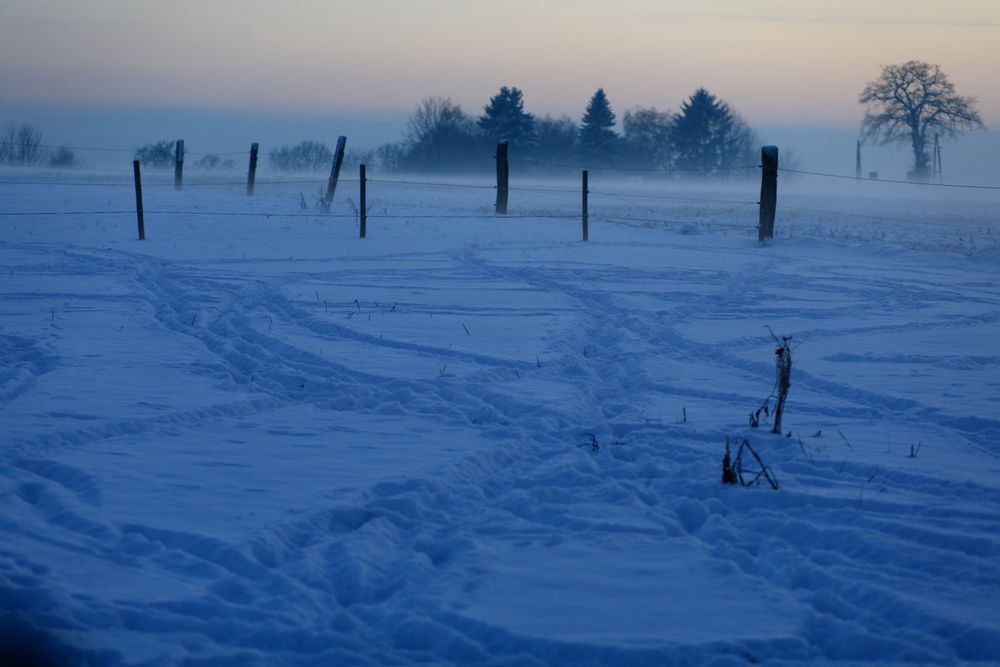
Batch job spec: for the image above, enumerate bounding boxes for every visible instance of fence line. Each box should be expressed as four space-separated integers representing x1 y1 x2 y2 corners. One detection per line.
780 167 1000 191
778 205 966 226
517 161 759 174
590 190 757 206
0 174 762 207
0 177 345 188
4 149 997 243
24 143 252 157
366 178 496 190
0 210 134 217
7 135 998 190
0 208 579 221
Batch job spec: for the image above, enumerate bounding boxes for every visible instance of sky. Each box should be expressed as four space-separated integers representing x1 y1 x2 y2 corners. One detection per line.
1 0 998 175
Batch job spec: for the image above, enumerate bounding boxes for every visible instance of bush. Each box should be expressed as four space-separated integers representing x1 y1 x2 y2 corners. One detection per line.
134 140 175 168
48 145 80 167
269 141 333 171
194 154 221 170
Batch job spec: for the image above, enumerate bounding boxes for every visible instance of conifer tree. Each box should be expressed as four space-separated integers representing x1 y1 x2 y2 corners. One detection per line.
579 88 618 164
670 88 755 174
479 86 536 150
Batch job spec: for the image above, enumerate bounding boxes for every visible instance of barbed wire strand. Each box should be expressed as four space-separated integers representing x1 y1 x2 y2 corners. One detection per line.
515 161 759 174
0 211 134 217
0 209 578 220
367 178 495 190
589 189 757 205
780 167 1000 191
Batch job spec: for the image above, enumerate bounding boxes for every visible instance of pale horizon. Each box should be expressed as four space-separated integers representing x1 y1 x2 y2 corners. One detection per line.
3 0 999 185
2 0 998 128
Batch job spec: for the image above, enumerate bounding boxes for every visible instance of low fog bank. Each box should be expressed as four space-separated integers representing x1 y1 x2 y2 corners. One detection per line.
0 105 408 169
2 105 997 188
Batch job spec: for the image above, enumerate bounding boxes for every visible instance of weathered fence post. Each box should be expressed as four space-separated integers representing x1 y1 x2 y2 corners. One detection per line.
855 140 862 180
359 163 367 239
247 142 259 196
758 146 778 241
174 140 184 191
582 170 589 241
323 135 347 211
495 141 509 215
133 160 145 240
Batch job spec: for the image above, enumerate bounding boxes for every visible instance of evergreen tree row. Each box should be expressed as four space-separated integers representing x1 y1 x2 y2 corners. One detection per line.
379 86 759 176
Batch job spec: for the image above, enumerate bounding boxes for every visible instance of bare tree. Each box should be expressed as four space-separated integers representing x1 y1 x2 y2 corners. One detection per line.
1 123 47 165
621 106 673 169
405 96 473 144
401 97 481 172
859 61 984 180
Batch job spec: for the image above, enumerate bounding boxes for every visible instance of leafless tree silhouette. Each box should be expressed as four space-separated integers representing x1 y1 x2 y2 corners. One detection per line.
859 61 984 180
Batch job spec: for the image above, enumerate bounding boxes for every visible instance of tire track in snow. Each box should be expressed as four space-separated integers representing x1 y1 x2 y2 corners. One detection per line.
0 333 58 413
116 249 579 441
2 396 287 460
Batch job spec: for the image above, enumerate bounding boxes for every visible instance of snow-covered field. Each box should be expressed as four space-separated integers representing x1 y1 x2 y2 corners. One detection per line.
1 166 999 665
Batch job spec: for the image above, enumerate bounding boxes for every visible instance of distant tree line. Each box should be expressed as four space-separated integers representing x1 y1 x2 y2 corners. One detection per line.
7 61 985 183
258 86 760 176
371 86 760 176
0 122 80 167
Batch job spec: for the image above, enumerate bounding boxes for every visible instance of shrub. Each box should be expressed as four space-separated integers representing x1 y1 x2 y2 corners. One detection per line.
134 140 175 168
269 141 333 171
48 145 80 167
194 154 221 170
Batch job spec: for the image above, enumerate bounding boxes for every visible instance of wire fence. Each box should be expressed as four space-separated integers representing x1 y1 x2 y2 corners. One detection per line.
1 144 997 242
779 167 1000 191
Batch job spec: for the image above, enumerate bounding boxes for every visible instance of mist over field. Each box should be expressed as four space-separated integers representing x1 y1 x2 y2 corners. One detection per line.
2 105 997 186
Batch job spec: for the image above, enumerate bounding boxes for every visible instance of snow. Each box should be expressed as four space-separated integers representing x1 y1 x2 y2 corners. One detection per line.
1 165 999 665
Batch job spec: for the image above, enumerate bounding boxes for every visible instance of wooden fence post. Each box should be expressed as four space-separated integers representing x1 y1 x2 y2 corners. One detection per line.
855 140 862 180
323 135 347 211
495 141 509 215
247 142 259 196
359 163 367 239
582 170 589 241
758 146 778 241
133 160 145 240
174 140 184 191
